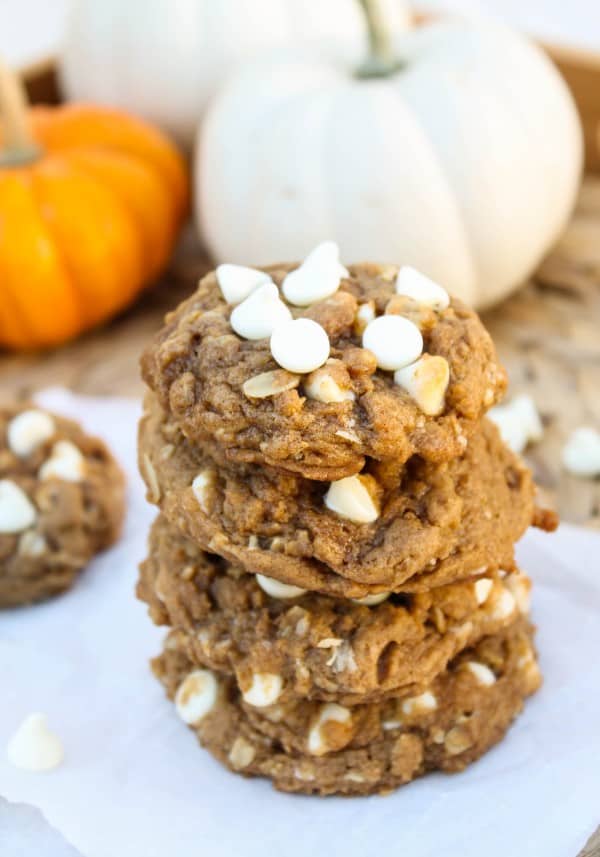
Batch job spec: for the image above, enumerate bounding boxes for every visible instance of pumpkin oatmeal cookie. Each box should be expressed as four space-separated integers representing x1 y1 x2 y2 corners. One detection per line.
0 404 125 606
139 399 544 597
139 514 532 704
140 260 506 481
152 618 541 796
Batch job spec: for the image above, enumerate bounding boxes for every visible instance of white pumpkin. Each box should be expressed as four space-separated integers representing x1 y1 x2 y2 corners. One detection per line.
196 12 583 309
60 0 411 147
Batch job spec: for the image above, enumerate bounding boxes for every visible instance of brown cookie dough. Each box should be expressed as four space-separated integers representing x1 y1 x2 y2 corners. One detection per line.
139 514 532 704
139 399 544 597
141 262 506 481
153 619 541 796
0 404 125 607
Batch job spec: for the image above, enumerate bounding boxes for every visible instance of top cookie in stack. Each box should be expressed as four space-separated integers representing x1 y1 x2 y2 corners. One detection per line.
138 243 554 795
141 245 506 481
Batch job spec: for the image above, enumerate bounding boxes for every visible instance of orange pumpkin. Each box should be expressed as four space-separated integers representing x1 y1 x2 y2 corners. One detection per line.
0 62 188 350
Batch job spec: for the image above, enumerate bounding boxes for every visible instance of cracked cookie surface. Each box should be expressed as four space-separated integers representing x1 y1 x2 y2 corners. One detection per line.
153 619 540 796
139 514 532 704
139 399 543 597
141 263 506 481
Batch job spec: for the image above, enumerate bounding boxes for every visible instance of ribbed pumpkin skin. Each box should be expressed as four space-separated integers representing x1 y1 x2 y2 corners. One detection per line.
0 104 188 350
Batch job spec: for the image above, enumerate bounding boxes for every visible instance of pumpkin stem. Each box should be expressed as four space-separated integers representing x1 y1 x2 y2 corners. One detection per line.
0 59 40 166
356 0 402 79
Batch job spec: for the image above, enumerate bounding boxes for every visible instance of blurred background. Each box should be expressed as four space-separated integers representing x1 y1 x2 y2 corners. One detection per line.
2 0 599 66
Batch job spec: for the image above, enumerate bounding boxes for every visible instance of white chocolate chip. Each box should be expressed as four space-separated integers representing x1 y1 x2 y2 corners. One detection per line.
256 574 307 599
192 469 216 513
304 366 355 404
0 480 37 533
18 530 47 557
354 301 376 334
474 578 494 605
7 410 55 457
175 669 218 724
401 691 437 717
230 282 291 340
382 720 403 731
242 673 283 707
324 475 379 523
282 241 347 307
216 263 272 304
6 713 63 772
228 736 256 769
488 394 543 454
270 318 330 374
242 369 300 399
464 661 496 686
351 592 390 606
504 572 531 613
491 586 516 620
394 354 450 416
307 703 352 756
362 315 423 371
39 441 85 483
395 266 450 310
562 427 600 477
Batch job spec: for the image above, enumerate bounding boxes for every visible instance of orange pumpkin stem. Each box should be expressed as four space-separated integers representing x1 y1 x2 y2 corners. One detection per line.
0 59 40 166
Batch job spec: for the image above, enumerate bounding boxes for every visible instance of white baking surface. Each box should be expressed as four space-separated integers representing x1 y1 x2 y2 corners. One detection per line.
0 387 599 857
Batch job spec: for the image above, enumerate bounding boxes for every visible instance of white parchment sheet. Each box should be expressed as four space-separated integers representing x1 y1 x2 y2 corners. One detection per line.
0 389 598 857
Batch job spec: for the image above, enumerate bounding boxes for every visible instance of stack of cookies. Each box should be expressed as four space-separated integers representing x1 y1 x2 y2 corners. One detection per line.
137 244 555 795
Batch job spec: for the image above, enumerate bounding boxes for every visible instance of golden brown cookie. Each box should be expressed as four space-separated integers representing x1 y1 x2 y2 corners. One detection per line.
153 619 541 796
139 514 532 704
141 262 506 481
139 399 542 597
0 405 125 607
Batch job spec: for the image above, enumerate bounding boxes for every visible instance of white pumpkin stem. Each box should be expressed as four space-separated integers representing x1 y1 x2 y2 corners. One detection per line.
357 0 401 78
0 59 40 166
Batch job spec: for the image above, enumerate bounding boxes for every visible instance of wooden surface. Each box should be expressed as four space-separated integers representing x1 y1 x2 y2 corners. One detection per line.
484 176 600 528
545 42 600 171
1 179 599 528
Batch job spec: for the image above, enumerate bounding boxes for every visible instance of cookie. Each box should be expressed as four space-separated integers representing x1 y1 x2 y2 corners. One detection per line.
139 399 545 597
139 514 532 704
141 262 506 481
152 619 541 796
0 405 125 606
